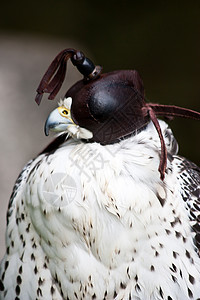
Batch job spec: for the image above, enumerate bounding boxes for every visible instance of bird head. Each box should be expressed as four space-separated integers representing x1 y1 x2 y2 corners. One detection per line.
35 48 200 180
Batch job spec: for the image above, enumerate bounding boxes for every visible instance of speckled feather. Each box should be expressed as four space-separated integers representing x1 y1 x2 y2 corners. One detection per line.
0 120 200 300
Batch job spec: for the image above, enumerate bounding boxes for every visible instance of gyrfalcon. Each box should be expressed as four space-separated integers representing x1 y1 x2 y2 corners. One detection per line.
0 48 200 300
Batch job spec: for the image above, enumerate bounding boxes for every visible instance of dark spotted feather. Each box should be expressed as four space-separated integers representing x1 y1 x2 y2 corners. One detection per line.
175 156 200 254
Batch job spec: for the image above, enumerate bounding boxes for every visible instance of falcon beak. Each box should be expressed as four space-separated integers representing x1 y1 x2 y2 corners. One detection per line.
44 107 74 136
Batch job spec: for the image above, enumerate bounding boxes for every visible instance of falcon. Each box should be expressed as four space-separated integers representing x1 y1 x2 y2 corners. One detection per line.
0 48 200 300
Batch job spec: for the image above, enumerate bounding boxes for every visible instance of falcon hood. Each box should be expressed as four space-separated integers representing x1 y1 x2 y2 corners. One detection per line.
35 48 200 179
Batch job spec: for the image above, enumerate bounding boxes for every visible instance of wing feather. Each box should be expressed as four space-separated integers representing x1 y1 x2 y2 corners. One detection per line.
174 156 200 254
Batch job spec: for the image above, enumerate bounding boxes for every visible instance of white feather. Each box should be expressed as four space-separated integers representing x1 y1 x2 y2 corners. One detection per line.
1 120 200 299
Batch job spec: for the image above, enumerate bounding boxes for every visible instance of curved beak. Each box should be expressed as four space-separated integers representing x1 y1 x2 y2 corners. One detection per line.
44 108 74 136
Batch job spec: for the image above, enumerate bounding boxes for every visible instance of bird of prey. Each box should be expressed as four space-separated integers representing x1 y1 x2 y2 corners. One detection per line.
0 48 200 300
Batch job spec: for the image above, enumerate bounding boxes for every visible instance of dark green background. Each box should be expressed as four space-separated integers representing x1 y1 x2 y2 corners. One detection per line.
1 0 200 164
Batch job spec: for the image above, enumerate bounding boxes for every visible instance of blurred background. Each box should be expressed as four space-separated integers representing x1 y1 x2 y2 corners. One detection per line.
0 1 200 259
